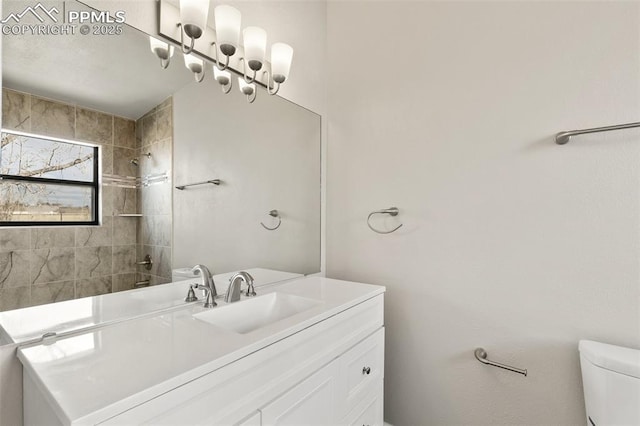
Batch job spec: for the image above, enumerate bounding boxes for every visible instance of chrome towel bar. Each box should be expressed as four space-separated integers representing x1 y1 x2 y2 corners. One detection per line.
260 210 282 231
367 207 403 234
175 179 221 190
474 348 527 377
556 121 640 145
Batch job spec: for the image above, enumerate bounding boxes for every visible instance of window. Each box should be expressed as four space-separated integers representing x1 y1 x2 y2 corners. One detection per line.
0 130 99 226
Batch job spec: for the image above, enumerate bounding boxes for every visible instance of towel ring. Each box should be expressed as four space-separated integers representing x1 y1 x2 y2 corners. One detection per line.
260 210 281 231
367 207 403 234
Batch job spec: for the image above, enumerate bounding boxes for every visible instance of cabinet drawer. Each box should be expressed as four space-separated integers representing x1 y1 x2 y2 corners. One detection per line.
341 328 384 410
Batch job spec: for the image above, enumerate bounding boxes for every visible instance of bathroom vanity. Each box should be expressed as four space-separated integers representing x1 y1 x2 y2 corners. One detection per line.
17 277 385 425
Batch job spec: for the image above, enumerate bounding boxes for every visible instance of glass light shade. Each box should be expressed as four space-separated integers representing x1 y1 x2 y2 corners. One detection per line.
149 36 174 59
213 66 231 85
270 43 293 82
243 26 267 70
184 53 204 73
214 5 241 54
179 0 209 36
238 77 255 95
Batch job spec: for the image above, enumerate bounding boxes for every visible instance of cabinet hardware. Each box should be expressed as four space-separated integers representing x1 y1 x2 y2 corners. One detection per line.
362 366 371 375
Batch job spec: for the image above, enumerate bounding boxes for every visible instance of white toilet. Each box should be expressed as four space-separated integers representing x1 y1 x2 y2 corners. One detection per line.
579 340 640 425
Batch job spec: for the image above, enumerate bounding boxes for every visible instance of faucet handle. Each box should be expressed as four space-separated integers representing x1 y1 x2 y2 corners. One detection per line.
185 284 198 302
244 272 257 297
245 282 256 297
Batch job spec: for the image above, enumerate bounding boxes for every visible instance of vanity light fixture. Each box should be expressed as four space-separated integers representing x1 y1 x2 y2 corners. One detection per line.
238 77 256 103
212 5 241 70
156 0 294 103
149 36 174 69
262 42 293 95
213 66 232 94
241 26 267 83
178 0 210 54
184 53 206 82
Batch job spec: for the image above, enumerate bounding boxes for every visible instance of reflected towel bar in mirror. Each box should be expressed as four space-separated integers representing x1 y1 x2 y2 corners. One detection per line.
556 121 640 145
175 179 221 190
260 210 281 231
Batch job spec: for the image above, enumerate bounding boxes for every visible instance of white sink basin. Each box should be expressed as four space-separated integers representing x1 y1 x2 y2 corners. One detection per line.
193 293 321 334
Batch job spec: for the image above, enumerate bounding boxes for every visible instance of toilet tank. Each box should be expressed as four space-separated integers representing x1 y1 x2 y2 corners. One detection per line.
579 340 640 426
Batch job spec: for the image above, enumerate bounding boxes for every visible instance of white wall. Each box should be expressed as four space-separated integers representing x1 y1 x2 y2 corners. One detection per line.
172 77 321 276
326 2 640 425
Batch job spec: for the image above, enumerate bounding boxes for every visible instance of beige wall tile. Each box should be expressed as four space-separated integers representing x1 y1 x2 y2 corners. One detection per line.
113 273 136 292
114 117 136 149
75 246 112 279
31 281 74 306
0 229 30 251
2 89 31 131
76 108 113 145
0 287 30 311
76 276 112 298
31 228 75 249
31 97 75 139
30 248 75 285
0 250 30 289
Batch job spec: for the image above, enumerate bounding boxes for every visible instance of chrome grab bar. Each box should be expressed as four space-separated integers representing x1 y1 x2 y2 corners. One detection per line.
556 121 640 145
474 348 527 377
175 179 221 190
134 280 150 288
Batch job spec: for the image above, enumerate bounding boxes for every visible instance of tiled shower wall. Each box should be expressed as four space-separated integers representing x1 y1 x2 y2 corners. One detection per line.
135 99 173 287
0 88 172 312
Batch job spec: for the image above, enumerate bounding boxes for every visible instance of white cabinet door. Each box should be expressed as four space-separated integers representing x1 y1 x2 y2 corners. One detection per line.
260 358 340 426
343 380 384 426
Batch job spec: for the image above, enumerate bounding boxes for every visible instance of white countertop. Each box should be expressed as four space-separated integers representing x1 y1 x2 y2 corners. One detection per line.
0 268 303 345
17 277 385 425
0 281 195 345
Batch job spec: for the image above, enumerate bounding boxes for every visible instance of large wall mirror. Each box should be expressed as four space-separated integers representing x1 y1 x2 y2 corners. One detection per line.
0 0 321 314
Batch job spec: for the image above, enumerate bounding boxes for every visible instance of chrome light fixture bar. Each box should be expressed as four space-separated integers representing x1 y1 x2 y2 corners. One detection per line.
157 0 293 103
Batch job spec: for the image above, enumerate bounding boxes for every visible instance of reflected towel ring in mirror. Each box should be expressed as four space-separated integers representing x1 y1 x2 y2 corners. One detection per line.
261 210 281 231
367 207 403 234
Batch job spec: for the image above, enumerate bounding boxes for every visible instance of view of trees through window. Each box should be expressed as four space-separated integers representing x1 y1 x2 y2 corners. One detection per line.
0 131 99 225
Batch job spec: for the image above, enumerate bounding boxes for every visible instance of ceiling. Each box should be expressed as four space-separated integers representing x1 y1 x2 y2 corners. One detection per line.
2 1 193 120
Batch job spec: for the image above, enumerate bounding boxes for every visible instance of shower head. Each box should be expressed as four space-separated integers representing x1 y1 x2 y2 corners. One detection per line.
130 153 151 167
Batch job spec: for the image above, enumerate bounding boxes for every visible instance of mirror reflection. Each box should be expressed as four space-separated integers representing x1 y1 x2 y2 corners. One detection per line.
0 0 321 315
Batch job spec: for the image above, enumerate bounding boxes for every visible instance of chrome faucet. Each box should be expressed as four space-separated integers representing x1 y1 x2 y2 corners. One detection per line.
188 264 217 308
225 271 256 303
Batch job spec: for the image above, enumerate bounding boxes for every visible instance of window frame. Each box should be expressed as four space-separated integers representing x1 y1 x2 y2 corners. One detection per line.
0 129 100 227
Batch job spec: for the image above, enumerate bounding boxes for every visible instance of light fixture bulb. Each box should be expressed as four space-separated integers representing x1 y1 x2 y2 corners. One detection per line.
243 26 267 71
179 0 209 39
214 5 241 57
213 66 231 86
238 77 255 95
149 36 174 60
270 43 293 83
184 53 204 74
